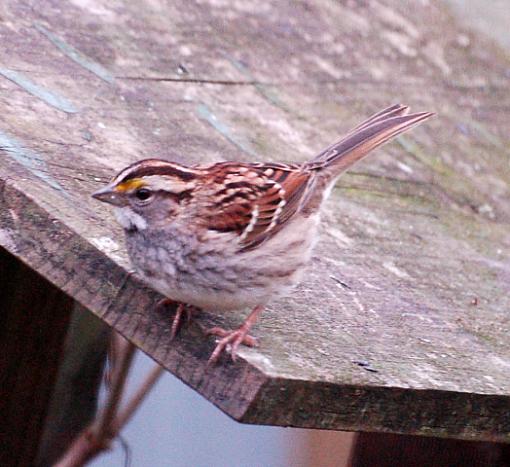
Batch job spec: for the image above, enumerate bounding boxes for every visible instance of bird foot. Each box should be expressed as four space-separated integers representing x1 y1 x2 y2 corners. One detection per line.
206 326 259 364
155 299 195 340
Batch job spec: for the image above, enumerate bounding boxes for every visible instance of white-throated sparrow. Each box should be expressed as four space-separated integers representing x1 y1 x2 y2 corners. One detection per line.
93 104 432 363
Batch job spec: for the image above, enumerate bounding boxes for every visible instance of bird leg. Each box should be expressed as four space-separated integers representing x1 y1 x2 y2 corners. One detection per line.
155 298 195 340
206 305 264 364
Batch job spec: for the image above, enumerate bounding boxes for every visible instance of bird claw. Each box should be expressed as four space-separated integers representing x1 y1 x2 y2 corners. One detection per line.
206 326 259 364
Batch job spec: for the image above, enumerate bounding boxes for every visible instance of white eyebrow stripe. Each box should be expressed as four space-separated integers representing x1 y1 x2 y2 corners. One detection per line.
141 175 194 193
111 160 202 185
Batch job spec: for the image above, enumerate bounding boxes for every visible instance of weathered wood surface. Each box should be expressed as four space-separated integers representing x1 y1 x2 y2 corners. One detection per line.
0 0 509 441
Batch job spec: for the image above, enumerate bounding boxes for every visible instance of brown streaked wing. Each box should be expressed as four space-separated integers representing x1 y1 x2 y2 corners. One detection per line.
201 163 311 251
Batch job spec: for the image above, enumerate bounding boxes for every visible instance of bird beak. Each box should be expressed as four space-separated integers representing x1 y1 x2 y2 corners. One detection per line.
92 185 126 207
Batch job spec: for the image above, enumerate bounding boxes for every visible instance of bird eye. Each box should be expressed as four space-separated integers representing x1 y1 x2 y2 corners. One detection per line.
134 188 153 202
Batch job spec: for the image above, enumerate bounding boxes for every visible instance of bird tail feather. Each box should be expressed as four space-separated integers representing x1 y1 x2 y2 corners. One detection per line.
306 104 433 177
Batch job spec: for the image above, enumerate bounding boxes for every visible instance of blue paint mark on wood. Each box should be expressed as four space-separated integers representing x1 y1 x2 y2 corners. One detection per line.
35 23 115 84
0 131 67 193
0 68 78 113
225 55 288 111
196 103 257 157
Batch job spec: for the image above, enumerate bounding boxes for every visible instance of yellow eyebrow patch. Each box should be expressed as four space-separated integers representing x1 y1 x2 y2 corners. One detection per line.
115 178 146 192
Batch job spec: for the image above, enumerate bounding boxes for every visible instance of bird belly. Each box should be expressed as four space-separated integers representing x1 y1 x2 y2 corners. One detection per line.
124 215 318 311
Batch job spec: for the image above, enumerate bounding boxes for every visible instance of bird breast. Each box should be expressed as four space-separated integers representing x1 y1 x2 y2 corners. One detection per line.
124 213 320 311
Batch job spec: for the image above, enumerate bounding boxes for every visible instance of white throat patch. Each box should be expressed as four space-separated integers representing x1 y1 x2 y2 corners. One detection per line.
114 207 148 231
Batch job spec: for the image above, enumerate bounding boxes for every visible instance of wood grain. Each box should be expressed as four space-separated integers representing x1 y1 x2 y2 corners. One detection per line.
0 0 509 441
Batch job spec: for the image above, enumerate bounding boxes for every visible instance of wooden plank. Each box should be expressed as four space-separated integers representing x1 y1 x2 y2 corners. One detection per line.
350 433 510 467
0 247 73 466
0 0 509 441
35 305 110 466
